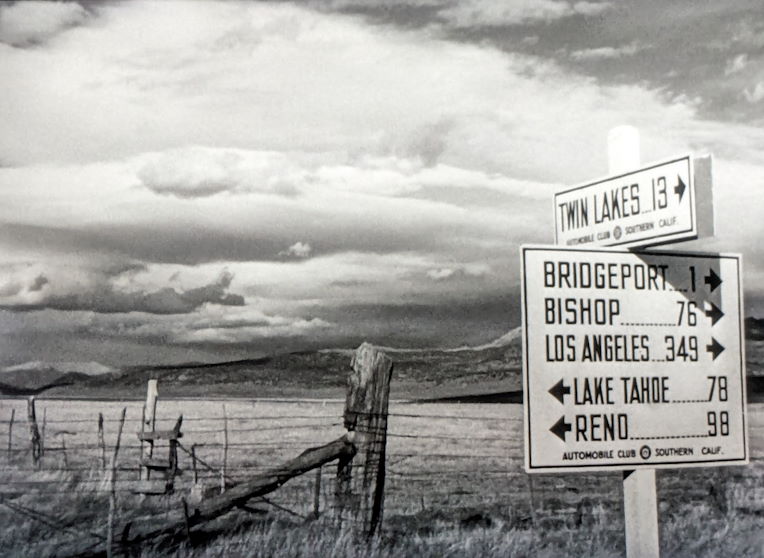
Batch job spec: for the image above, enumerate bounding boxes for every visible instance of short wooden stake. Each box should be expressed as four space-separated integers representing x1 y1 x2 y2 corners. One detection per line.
337 343 394 537
107 408 127 558
191 444 199 484
7 408 14 459
40 407 46 458
27 397 41 468
60 434 68 469
313 466 322 518
609 126 659 558
98 413 106 469
220 404 228 494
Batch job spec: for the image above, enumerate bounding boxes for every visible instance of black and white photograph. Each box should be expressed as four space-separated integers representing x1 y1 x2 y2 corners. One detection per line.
0 1 762 556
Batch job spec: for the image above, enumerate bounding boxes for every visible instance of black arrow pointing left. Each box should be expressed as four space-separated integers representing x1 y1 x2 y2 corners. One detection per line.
548 379 570 404
550 416 572 442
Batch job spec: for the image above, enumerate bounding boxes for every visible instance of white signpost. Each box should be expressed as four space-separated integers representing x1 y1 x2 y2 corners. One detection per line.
521 246 748 471
522 126 748 558
554 154 714 248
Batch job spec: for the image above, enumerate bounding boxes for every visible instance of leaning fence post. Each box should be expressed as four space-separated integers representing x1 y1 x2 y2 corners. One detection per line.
27 397 41 468
336 342 393 538
7 408 14 459
107 407 127 558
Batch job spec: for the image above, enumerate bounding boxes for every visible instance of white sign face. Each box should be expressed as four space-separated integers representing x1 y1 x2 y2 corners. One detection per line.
521 246 747 473
554 155 710 248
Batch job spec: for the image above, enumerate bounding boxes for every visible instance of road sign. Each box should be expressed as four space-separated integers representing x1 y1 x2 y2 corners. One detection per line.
521 245 747 472
554 155 713 248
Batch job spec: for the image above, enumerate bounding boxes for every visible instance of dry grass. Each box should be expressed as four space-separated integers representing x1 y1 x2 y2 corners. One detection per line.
0 399 762 557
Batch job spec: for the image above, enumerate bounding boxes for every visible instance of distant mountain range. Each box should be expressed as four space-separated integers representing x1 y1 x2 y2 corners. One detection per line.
0 328 523 400
1 322 763 400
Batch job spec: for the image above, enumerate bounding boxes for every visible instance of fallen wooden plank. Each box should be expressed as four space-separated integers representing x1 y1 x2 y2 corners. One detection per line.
59 434 356 558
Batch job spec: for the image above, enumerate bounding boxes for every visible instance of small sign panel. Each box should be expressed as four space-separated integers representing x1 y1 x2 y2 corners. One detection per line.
554 155 712 248
521 246 747 472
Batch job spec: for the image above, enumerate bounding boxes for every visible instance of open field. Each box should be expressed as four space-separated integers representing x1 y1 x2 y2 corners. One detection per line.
0 398 762 557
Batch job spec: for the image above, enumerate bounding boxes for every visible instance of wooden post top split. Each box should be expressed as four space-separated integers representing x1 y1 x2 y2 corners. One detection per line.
339 342 394 538
344 342 394 430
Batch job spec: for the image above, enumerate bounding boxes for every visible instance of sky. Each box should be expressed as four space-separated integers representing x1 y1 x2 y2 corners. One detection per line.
1 0 764 367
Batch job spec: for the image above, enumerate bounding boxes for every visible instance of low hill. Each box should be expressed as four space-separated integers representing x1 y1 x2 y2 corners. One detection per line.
3 325 764 401
1 330 523 400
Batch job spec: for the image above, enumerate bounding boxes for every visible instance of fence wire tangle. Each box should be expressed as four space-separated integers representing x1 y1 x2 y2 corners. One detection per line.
1 396 763 557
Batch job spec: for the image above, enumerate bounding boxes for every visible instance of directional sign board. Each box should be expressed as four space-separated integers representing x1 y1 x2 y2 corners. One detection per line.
521 246 747 472
554 155 713 248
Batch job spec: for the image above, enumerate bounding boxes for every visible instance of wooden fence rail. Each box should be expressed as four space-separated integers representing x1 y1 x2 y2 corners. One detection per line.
59 435 356 558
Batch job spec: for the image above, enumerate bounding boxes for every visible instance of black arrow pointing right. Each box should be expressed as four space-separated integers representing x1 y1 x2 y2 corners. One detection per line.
706 338 725 361
548 379 570 404
550 416 572 442
674 175 686 202
705 301 724 326
705 269 722 292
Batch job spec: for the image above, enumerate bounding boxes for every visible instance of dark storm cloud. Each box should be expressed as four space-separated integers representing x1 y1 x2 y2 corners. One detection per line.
0 212 483 265
0 269 244 315
312 290 522 349
28 274 48 292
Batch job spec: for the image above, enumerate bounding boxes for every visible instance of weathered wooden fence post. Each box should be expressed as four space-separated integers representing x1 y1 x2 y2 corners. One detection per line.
7 408 14 459
27 397 41 468
41 407 46 459
336 342 393 538
140 379 158 481
107 408 127 558
98 412 106 470
313 466 322 519
221 404 228 494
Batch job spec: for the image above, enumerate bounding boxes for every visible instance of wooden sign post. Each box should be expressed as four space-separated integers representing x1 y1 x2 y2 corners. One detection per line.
522 126 748 558
609 126 659 558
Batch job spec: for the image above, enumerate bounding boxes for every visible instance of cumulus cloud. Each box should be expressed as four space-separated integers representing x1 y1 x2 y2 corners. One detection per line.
279 242 312 259
90 305 333 345
0 1 89 46
570 42 643 61
0 265 244 314
439 0 610 27
426 263 490 281
743 82 764 103
725 53 748 76
137 147 302 198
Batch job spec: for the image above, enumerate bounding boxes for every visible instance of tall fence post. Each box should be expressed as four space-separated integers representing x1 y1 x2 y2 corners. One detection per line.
27 397 41 468
140 380 158 481
107 408 127 558
336 342 393 538
7 408 14 459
